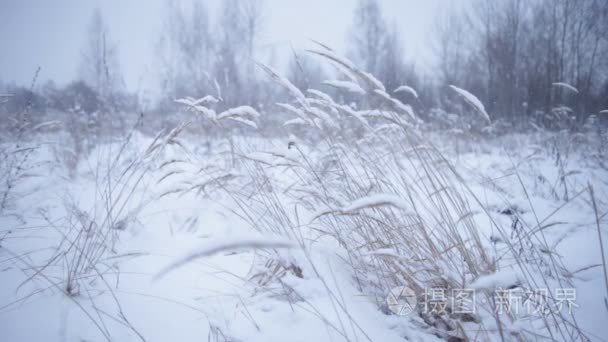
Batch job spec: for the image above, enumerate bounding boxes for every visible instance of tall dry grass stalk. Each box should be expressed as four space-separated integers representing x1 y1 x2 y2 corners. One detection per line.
4 122 188 341
176 46 591 341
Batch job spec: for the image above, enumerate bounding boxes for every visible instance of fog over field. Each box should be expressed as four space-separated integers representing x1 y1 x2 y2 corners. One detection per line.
1 1 608 341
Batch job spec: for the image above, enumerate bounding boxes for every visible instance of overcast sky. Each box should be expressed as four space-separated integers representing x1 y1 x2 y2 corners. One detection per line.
0 0 447 92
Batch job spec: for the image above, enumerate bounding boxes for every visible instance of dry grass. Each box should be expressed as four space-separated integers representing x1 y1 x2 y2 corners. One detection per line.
178 47 596 341
3 48 605 341
1 122 188 341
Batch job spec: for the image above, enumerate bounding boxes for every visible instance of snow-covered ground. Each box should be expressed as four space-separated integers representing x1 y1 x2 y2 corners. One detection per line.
1 128 607 341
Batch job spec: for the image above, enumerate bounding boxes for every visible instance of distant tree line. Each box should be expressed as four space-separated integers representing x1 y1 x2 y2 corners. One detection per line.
152 0 608 129
156 0 267 110
2 0 607 137
436 0 608 126
0 8 137 136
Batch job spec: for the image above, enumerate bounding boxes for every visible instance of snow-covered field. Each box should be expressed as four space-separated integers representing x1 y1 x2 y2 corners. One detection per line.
0 46 606 342
3 0 607 340
1 124 607 341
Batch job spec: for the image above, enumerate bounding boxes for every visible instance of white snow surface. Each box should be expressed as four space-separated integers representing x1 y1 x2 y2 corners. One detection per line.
1 131 607 342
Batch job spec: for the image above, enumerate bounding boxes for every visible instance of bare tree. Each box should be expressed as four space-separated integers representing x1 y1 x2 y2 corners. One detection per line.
348 0 387 76
77 8 128 140
79 8 123 103
435 5 468 86
435 0 608 125
214 0 264 108
347 0 417 96
242 0 265 105
379 23 417 94
157 0 214 105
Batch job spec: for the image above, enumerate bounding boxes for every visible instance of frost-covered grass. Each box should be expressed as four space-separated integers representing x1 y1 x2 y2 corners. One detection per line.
1 50 608 341
1 126 607 341
225 130 608 341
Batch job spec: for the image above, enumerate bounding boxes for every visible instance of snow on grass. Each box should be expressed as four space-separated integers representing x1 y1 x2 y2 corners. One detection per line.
225 116 258 128
155 235 298 279
373 89 416 120
552 82 579 94
322 80 366 95
394 85 418 98
470 269 522 290
310 194 414 222
283 117 311 127
176 95 219 106
3 127 608 341
306 47 386 92
449 85 491 123
216 105 261 120
307 89 338 105
257 63 308 107
341 194 410 213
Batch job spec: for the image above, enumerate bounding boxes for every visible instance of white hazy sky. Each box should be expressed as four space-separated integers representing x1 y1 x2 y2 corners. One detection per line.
0 0 448 91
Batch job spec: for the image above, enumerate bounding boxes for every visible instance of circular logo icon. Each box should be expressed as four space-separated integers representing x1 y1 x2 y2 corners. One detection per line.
386 286 417 316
